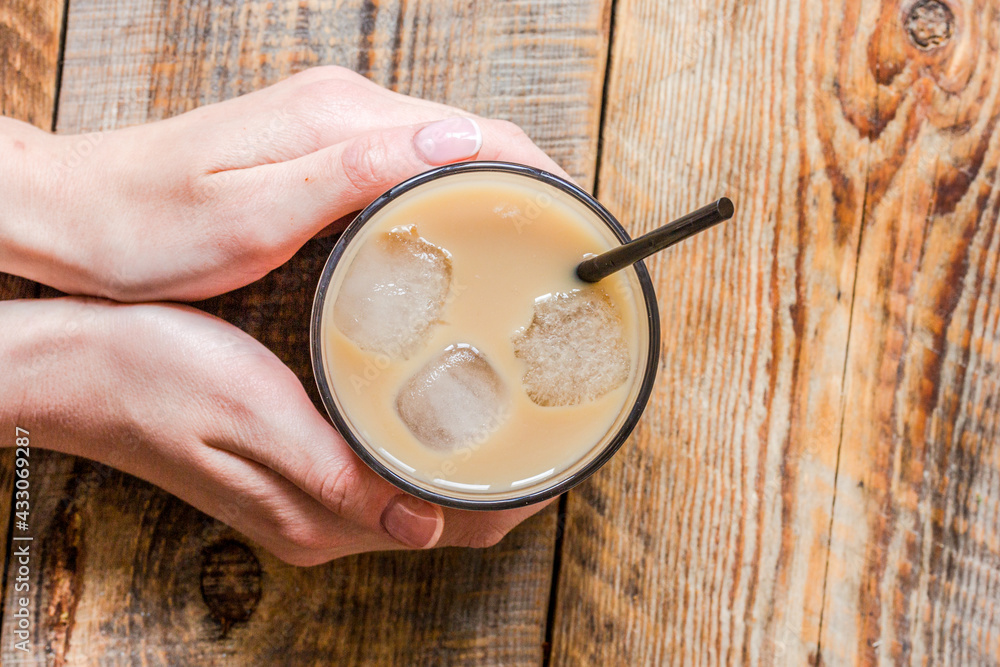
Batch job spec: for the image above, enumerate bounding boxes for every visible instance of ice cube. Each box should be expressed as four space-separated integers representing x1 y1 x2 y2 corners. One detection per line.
334 226 452 359
396 345 509 451
512 288 630 406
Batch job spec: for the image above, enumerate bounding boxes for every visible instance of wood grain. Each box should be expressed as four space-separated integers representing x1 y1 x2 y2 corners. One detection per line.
552 0 999 665
821 0 1000 663
1 0 611 664
9 0 996 663
0 0 64 638
0 0 63 128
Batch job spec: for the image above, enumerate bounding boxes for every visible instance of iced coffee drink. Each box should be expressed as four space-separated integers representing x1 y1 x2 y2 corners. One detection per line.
311 162 658 509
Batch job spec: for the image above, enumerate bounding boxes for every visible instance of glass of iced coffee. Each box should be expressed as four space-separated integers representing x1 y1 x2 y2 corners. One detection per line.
310 162 659 510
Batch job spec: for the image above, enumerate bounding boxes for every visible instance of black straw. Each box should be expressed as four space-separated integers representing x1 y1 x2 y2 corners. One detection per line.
577 197 734 283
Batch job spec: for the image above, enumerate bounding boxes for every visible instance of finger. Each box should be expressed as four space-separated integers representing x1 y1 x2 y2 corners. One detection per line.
222 364 549 554
231 410 549 554
201 346 447 552
180 66 573 182
209 353 548 554
233 116 483 243
185 67 459 170
283 68 572 179
235 116 569 248
227 380 549 554
106 427 403 564
269 66 511 153
309 73 570 177
114 302 448 556
476 120 571 180
439 498 555 548
188 447 387 564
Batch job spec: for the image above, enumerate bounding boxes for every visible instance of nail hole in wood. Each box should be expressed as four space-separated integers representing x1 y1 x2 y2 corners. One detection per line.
906 0 953 50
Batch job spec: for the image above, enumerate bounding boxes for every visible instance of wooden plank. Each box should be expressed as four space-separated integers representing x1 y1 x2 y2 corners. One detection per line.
0 0 611 664
554 0 1000 665
0 0 63 128
552 0 886 663
819 1 1000 663
0 0 65 637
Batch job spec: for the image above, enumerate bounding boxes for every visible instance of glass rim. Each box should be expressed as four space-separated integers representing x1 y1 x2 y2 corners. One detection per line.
310 160 660 510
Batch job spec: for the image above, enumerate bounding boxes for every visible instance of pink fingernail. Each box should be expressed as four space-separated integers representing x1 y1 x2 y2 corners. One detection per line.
381 494 444 549
414 117 482 165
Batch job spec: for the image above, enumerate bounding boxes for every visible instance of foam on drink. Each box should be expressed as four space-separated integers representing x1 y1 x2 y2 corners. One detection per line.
321 170 646 499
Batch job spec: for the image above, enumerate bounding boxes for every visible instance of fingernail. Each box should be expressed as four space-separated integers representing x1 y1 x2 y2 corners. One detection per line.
414 117 482 165
381 494 444 549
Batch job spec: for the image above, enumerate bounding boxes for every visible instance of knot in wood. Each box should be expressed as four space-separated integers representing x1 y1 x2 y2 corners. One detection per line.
200 539 262 638
905 0 953 50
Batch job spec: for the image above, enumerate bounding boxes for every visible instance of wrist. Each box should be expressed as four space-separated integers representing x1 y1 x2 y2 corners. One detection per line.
0 298 123 456
0 120 107 295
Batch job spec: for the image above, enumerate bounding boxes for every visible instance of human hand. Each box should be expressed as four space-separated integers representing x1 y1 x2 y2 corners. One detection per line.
3 297 549 565
0 66 568 302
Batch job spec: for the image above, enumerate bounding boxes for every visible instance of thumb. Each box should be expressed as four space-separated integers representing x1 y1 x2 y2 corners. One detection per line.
296 441 447 550
379 493 447 550
250 116 482 238
236 402 448 550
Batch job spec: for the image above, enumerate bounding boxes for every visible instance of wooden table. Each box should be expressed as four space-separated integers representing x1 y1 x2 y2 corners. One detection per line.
2 0 998 664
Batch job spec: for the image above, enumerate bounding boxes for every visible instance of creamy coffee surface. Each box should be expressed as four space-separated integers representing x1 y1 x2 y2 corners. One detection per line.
322 171 643 497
